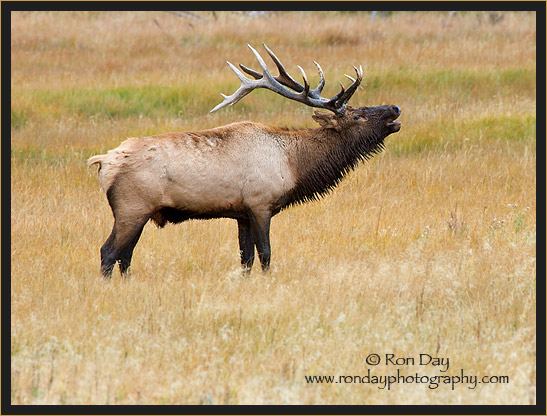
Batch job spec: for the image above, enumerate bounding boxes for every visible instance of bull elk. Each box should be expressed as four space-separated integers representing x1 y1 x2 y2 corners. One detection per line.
88 44 401 278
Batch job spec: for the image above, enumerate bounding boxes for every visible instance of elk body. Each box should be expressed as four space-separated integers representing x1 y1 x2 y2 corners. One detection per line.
88 44 401 278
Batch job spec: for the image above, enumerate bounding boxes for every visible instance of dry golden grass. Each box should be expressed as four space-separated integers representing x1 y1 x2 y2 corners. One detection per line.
11 11 536 405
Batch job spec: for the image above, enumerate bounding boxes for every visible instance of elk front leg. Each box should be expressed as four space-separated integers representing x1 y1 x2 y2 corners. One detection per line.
248 210 272 272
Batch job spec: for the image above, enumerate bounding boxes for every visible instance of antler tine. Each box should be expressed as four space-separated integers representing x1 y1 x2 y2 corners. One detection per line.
262 43 304 92
327 81 345 104
239 63 262 80
296 65 310 98
226 61 250 82
344 73 365 90
247 44 274 78
210 61 256 113
334 65 363 108
310 61 325 96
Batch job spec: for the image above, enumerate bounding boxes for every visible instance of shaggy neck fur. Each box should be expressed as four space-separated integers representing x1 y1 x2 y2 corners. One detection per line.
278 126 386 211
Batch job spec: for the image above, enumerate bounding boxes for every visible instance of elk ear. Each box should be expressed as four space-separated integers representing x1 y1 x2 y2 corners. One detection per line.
312 110 341 131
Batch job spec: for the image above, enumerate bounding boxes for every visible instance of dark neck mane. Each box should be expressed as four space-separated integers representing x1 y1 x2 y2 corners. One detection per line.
280 127 386 210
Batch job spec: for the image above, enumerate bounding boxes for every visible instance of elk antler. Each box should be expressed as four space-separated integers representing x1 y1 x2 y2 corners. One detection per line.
210 43 362 116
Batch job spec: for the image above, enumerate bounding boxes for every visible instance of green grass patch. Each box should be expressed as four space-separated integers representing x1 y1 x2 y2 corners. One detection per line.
25 85 221 120
11 109 27 130
390 113 536 156
11 147 89 166
363 68 535 102
12 67 535 122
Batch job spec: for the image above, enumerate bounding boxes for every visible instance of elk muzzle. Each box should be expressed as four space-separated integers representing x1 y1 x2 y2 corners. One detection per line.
386 105 401 133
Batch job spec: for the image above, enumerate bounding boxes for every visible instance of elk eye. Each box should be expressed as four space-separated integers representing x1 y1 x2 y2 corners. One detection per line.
354 115 361 120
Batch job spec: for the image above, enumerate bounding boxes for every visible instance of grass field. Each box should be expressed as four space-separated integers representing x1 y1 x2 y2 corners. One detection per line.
10 11 536 405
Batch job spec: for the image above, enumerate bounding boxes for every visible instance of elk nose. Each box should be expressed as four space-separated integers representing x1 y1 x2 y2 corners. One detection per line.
391 105 401 115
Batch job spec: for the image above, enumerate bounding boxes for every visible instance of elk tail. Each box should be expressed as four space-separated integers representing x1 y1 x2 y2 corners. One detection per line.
87 154 105 167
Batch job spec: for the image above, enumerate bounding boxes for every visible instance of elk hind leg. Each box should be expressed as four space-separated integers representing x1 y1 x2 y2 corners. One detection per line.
100 232 118 278
237 218 255 274
118 219 148 277
100 215 149 279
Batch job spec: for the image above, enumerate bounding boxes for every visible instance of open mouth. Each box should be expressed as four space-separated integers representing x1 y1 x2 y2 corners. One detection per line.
386 121 402 132
386 107 401 132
